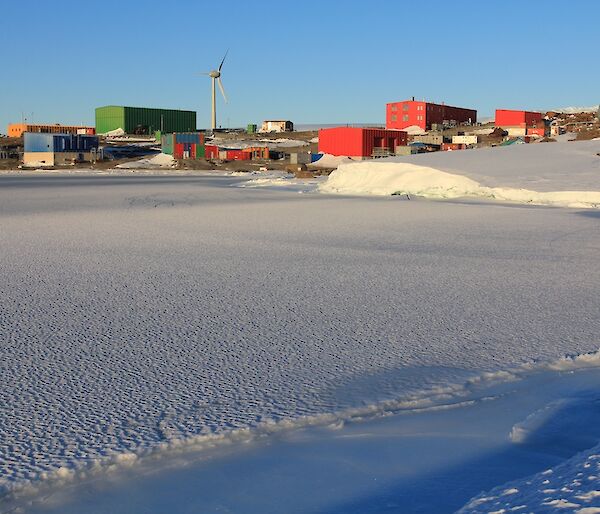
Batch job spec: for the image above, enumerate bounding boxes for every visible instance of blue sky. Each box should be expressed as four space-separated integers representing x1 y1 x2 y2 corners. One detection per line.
1 0 598 132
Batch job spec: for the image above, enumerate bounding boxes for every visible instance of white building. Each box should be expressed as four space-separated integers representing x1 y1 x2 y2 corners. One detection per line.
452 135 479 145
260 120 294 133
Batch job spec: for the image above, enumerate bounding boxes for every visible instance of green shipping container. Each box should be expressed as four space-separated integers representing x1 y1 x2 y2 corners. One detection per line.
247 123 257 134
195 144 205 159
96 106 197 135
161 134 174 155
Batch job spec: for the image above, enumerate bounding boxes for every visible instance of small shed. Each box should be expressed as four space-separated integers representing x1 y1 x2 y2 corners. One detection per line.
260 120 294 133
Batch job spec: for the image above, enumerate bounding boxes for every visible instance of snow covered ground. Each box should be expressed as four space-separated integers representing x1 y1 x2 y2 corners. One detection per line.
207 137 309 150
320 140 600 208
9 364 600 514
115 153 175 169
1 167 600 512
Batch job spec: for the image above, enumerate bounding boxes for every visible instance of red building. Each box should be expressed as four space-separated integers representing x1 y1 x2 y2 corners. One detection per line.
495 109 546 136
386 99 477 131
318 127 407 158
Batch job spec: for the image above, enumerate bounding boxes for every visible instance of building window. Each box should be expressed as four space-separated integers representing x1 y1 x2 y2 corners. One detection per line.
403 104 409 111
417 105 423 111
391 115 397 121
417 115 423 121
402 115 409 122
391 105 397 111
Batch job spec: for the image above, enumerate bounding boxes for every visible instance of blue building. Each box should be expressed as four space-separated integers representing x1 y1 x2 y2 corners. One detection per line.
23 132 100 166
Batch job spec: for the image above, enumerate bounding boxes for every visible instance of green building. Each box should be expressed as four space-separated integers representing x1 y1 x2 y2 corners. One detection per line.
95 106 197 135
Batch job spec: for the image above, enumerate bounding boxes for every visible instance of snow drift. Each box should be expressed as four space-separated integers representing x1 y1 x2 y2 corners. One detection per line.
320 140 600 208
115 153 175 169
102 128 125 137
309 153 355 168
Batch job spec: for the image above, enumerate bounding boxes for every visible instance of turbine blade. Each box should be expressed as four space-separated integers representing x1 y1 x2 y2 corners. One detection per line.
218 49 229 72
217 77 228 103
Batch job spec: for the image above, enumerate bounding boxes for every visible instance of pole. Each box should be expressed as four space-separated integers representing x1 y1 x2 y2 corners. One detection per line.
211 78 216 131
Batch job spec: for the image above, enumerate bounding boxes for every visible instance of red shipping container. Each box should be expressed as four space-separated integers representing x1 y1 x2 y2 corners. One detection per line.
226 149 251 161
526 127 546 137
442 143 465 151
205 145 218 159
173 143 184 159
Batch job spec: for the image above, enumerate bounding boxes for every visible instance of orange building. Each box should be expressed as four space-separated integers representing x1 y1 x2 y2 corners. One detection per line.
8 123 95 137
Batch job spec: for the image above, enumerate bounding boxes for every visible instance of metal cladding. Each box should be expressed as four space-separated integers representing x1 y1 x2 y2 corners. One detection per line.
226 149 251 161
318 127 408 158
205 145 218 159
174 132 204 144
495 109 543 127
495 110 547 137
161 134 174 155
8 124 95 138
386 100 477 131
24 132 99 153
95 106 197 135
166 133 204 159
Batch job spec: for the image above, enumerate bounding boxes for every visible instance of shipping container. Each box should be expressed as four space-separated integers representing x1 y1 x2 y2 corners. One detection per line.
244 146 269 159
161 134 174 155
526 127 546 137
173 143 184 159
452 135 478 145
441 143 465 151
247 124 257 134
205 145 219 159
170 140 205 160
95 106 197 135
226 149 252 161
318 127 407 158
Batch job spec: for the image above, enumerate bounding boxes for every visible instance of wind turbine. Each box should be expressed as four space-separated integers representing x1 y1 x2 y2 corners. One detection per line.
202 51 228 131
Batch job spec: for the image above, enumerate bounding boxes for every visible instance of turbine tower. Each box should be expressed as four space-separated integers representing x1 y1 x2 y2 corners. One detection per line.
203 51 228 131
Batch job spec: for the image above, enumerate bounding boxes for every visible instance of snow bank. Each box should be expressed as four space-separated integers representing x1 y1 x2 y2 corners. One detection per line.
209 137 309 150
260 138 309 148
102 128 125 137
21 161 53 169
320 140 600 208
115 153 175 169
459 446 600 513
402 125 426 135
309 153 355 168
321 162 482 198
551 105 599 114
